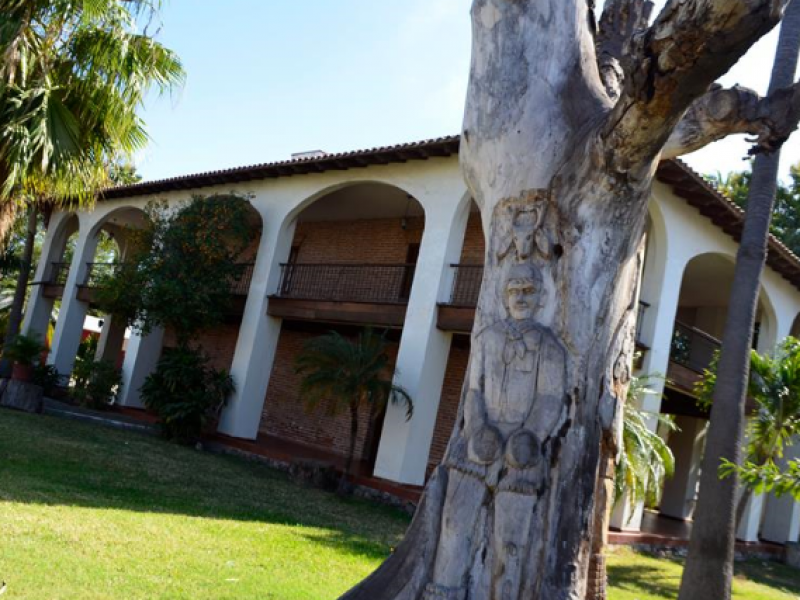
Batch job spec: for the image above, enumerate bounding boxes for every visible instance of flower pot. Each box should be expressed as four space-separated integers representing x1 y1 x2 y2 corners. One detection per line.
11 362 34 383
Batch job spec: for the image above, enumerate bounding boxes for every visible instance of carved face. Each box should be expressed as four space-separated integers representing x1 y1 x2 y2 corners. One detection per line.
506 276 540 321
512 208 540 261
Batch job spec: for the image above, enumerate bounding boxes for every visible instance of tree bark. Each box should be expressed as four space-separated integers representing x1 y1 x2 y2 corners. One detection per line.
679 2 800 598
0 205 37 378
339 400 360 495
341 1 797 598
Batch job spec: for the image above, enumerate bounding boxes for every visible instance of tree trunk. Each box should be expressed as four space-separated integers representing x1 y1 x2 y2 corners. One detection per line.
0 205 37 378
339 400 360 495
679 2 800 598
340 1 795 598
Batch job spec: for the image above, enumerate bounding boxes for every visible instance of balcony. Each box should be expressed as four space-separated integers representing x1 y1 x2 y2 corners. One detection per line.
667 321 721 395
267 263 417 327
41 262 70 299
437 264 483 333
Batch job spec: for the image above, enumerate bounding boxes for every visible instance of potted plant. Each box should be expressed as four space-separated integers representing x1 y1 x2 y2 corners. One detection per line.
4 334 43 383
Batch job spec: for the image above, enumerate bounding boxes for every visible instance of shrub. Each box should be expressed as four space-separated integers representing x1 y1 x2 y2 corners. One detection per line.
32 364 63 395
4 333 43 366
141 345 234 445
71 358 123 409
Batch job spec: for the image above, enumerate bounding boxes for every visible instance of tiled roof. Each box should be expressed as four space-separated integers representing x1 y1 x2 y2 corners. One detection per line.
100 135 800 290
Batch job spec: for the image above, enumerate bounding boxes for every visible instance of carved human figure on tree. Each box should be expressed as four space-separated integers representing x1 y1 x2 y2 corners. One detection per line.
342 1 800 598
425 262 567 600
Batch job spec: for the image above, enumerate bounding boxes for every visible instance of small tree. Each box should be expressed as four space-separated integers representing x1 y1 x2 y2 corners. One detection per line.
96 194 254 441
295 328 413 495
697 337 800 524
614 376 676 518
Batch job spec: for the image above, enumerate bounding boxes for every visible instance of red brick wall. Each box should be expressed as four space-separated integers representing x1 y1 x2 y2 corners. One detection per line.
459 211 485 265
293 217 424 263
427 339 470 473
260 327 400 462
162 323 240 372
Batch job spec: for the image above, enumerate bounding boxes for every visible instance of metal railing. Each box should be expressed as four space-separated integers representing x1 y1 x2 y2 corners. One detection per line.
670 321 721 373
49 262 70 286
447 264 484 307
230 263 256 295
276 263 417 304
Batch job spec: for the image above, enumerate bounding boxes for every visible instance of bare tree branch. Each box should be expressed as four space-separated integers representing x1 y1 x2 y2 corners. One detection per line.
604 0 790 173
596 0 654 100
662 81 800 158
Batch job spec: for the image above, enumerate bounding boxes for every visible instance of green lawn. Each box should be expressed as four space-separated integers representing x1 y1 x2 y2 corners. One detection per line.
0 410 798 599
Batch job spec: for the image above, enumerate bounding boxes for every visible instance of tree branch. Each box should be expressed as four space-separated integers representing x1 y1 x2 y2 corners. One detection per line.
603 0 790 173
596 0 654 100
662 81 800 159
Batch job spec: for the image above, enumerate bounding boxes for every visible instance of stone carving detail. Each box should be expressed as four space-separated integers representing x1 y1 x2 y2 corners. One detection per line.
422 189 568 599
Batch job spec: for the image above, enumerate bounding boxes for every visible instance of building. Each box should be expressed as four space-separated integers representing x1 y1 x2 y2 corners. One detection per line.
22 135 800 546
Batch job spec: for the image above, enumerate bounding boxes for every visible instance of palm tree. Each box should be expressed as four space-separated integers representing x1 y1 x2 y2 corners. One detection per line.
614 376 676 518
295 328 413 494
680 2 800 594
701 338 800 523
0 0 184 374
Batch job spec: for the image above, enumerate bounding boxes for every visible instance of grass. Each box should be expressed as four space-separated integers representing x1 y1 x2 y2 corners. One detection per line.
0 410 798 599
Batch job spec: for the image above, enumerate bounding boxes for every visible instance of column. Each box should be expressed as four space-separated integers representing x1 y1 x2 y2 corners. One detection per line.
217 211 296 439
373 196 469 485
736 493 766 543
46 229 98 377
760 444 800 544
117 327 164 408
95 315 127 365
22 212 72 340
660 415 707 520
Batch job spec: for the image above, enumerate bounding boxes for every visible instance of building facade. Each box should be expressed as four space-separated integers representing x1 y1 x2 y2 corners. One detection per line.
23 136 800 545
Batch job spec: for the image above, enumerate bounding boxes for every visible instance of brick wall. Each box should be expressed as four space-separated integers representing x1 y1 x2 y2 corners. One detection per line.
427 338 470 473
162 322 241 372
293 217 424 263
459 211 485 264
260 326 400 463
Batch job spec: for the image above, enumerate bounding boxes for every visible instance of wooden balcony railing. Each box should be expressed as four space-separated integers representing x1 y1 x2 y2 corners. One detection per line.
48 262 71 286
670 321 721 373
447 264 484 307
276 263 417 304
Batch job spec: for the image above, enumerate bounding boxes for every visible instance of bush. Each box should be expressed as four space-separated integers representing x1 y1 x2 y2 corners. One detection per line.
4 333 43 366
71 358 123 409
141 345 234 445
32 364 63 395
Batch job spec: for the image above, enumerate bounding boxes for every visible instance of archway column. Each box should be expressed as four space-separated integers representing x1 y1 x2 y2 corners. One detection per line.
373 195 470 486
217 207 296 439
46 227 98 377
118 326 163 408
660 415 707 520
22 211 73 341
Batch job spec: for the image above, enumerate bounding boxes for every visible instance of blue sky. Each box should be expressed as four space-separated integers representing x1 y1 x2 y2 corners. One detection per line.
136 0 799 183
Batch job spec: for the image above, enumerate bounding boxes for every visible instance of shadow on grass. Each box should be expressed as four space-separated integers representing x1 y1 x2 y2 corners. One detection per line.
0 409 409 561
607 561 682 598
736 560 800 595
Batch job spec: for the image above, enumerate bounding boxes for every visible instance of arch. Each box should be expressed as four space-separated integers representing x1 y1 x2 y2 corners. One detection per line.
791 312 800 339
637 199 670 352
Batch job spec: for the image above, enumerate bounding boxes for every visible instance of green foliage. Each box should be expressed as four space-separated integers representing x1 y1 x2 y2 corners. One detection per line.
708 162 800 256
71 358 122 409
32 363 62 395
141 345 234 445
95 194 255 346
0 0 184 203
614 375 676 516
3 332 42 365
295 328 412 491
723 458 800 501
295 329 413 420
700 338 800 494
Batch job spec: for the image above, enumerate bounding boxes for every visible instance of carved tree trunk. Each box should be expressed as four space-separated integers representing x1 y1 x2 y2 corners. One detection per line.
342 1 799 598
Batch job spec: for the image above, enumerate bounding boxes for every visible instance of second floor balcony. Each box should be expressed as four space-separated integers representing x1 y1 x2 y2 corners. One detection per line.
267 263 417 327
667 321 721 396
